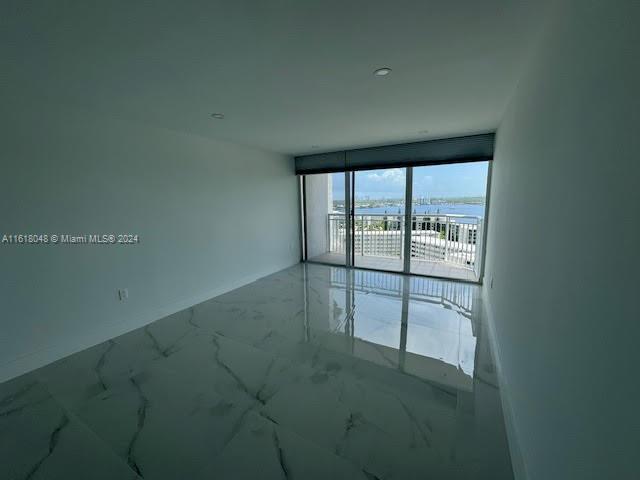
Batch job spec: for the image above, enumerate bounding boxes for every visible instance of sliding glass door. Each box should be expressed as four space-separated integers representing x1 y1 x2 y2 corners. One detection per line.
303 172 347 266
352 169 406 272
302 160 490 282
409 162 489 281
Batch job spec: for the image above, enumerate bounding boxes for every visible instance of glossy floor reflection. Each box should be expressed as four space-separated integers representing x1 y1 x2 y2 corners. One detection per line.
0 263 512 480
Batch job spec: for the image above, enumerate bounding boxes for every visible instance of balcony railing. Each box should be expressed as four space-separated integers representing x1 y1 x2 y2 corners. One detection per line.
328 213 483 270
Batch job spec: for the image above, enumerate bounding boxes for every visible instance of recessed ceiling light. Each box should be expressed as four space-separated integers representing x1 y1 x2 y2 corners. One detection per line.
210 113 225 119
373 67 392 77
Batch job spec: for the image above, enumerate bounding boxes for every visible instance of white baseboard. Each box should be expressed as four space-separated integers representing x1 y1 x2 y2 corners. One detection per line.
482 288 529 480
0 261 298 383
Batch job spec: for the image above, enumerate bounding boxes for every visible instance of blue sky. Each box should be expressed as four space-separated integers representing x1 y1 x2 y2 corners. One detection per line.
331 162 489 200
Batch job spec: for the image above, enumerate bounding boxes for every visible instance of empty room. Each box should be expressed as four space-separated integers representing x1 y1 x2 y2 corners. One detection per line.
1 1 637 479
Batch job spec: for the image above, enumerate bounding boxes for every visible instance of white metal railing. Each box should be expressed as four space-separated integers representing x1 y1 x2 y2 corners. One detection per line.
327 213 483 270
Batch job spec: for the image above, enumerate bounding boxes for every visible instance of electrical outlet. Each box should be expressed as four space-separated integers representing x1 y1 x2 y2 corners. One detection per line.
118 288 129 301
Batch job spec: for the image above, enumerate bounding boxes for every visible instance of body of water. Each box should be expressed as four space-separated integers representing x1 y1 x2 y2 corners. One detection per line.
349 203 485 217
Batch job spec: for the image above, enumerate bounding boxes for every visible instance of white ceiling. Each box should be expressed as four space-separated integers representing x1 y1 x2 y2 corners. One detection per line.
2 0 550 155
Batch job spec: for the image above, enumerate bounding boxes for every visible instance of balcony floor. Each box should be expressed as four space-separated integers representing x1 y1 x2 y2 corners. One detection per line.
309 252 478 282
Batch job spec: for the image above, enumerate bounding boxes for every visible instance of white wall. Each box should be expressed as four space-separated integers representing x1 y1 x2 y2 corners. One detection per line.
305 173 331 259
0 97 300 382
484 1 639 479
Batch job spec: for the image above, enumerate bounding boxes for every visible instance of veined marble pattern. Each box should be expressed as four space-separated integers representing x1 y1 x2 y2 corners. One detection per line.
1 263 512 479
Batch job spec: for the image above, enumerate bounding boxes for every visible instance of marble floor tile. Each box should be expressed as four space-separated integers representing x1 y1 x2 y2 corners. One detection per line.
194 412 369 480
72 365 256 480
33 340 135 410
1 263 512 479
261 357 460 479
0 375 139 480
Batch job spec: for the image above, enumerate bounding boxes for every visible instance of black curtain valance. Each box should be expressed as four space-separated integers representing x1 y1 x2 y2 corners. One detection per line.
295 132 495 175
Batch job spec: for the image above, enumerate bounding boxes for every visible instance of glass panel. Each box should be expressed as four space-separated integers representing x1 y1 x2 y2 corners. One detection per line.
353 168 406 272
409 162 489 281
305 172 347 266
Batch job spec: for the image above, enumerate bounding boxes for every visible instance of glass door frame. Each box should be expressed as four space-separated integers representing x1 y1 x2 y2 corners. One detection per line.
345 171 353 268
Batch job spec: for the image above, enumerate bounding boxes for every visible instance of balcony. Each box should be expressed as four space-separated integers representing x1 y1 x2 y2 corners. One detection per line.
310 213 483 282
